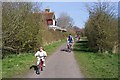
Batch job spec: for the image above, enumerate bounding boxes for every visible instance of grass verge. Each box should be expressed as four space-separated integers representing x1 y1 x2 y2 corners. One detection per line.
44 40 65 55
0 60 2 79
74 38 118 78
2 40 65 78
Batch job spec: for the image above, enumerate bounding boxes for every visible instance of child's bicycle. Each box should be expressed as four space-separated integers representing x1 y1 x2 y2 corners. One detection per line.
67 43 72 52
36 58 44 74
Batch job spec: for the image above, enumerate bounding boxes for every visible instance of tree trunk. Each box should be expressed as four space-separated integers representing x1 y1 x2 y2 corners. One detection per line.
112 42 118 54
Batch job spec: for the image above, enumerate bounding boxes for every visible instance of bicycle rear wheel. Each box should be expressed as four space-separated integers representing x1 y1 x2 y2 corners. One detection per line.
40 59 43 71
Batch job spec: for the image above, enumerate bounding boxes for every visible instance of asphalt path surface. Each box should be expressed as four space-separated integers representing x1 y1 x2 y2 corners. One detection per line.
15 43 84 78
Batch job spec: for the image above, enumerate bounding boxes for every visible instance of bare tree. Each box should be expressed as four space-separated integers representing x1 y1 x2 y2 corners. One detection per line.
57 12 74 29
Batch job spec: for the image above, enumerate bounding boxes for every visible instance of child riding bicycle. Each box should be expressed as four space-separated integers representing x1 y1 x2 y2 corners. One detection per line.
35 47 47 68
67 34 74 51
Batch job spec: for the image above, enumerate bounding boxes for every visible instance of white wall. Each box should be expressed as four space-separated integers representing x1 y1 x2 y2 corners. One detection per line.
53 19 56 26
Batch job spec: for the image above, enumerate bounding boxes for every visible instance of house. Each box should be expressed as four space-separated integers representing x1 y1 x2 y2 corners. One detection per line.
33 8 67 32
42 8 67 32
42 8 57 26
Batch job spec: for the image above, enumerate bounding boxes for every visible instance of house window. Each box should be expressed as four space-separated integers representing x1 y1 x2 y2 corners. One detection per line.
47 19 53 25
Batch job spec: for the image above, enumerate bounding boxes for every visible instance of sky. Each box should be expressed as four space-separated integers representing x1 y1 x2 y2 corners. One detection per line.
40 2 118 28
2 0 120 2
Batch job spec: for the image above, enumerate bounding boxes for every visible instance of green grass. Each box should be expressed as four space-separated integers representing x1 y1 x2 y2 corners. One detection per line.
0 60 2 79
2 53 35 78
2 40 65 78
74 38 118 78
44 40 65 55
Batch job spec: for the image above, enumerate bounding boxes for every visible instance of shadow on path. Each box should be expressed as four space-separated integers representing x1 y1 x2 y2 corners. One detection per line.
30 65 40 75
60 48 72 53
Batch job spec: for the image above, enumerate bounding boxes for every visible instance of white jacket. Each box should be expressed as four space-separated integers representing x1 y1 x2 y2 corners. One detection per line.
35 50 47 61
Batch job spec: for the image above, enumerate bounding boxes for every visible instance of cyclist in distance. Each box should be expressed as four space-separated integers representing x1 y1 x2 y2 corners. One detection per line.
67 34 74 52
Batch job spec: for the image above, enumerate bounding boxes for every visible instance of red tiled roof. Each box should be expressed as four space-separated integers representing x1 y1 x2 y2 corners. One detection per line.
33 12 55 20
42 12 55 20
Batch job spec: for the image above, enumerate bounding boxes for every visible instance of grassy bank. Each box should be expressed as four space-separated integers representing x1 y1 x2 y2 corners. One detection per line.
0 60 2 79
74 38 118 78
2 40 65 78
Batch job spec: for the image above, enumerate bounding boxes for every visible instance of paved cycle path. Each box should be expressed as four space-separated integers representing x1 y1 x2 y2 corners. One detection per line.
16 43 84 78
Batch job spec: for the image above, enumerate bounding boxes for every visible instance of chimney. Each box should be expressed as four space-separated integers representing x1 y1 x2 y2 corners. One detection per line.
45 8 50 12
